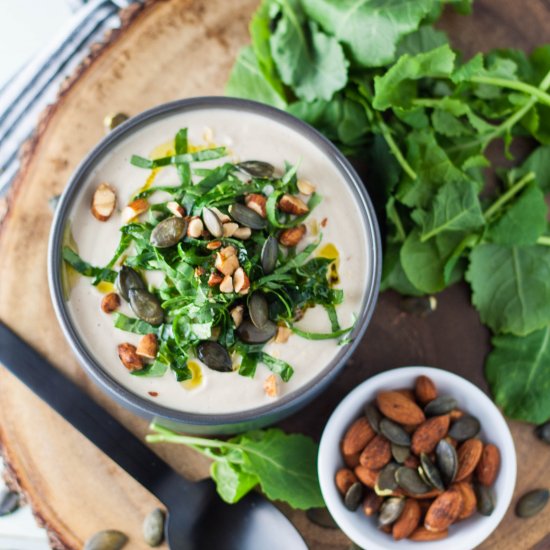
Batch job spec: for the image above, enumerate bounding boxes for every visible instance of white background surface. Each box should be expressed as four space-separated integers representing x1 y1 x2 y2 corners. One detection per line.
0 3 71 548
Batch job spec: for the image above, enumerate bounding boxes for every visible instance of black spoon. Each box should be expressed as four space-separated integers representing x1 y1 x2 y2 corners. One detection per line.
0 322 307 550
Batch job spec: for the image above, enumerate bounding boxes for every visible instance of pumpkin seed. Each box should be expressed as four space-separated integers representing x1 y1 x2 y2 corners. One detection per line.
261 236 278 274
236 160 275 179
143 508 165 547
0 490 20 517
150 216 187 248
202 207 223 238
344 482 363 511
375 463 399 495
419 453 444 491
364 403 382 434
237 319 277 344
104 112 129 131
535 421 550 445
395 467 431 495
475 483 495 516
516 489 549 518
249 292 269 329
129 289 164 325
435 439 458 486
424 395 458 416
306 507 339 529
378 497 405 526
229 203 268 230
116 266 145 301
380 418 411 446
197 341 232 372
391 443 410 464
84 530 128 550
448 414 481 441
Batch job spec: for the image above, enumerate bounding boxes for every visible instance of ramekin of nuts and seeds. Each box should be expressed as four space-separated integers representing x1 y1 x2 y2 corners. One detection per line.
318 367 516 550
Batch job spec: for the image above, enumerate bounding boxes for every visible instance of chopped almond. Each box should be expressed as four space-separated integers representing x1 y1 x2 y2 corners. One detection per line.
101 292 120 313
320 217 328 228
211 206 231 223
167 201 185 218
221 245 237 257
230 305 244 328
279 224 306 247
278 194 309 216
297 179 316 195
275 326 292 343
233 227 252 240
245 194 267 218
206 240 222 250
137 333 158 359
117 343 143 371
215 251 239 276
187 217 204 238
222 222 239 237
194 266 205 277
208 272 223 287
233 267 250 294
219 274 234 293
121 198 149 223
91 182 117 221
264 374 279 398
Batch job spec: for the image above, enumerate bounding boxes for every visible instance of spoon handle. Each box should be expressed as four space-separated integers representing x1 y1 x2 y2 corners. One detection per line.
0 321 200 506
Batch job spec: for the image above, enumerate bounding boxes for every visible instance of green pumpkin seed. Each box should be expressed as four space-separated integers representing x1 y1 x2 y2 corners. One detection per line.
535 421 550 445
364 403 382 434
150 216 187 248
306 507 339 529
475 484 495 516
84 530 128 550
197 341 232 372
419 453 444 491
391 443 410 464
249 292 269 329
435 439 458 486
143 508 165 547
375 463 399 495
104 112 129 131
116 266 145 301
237 319 277 344
229 203 267 230
129 289 164 325
0 490 20 517
261 236 278 274
424 395 458 416
202 207 223 238
395 467 431 495
344 482 363 511
516 489 549 518
448 415 481 441
378 497 405 526
380 418 411 446
236 160 275 179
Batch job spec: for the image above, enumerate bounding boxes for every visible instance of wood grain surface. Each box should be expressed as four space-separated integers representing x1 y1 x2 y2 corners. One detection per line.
0 0 549 548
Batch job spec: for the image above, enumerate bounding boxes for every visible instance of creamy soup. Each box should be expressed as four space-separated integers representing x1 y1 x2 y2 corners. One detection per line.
65 107 371 414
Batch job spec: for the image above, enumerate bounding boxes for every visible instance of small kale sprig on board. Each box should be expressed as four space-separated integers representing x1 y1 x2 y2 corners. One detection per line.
146 422 324 509
226 0 550 423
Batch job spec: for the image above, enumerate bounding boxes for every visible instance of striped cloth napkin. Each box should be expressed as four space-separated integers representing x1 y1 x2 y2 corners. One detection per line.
0 0 138 197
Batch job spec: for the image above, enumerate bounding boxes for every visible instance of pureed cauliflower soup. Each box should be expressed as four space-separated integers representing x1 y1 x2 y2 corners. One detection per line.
62 107 370 414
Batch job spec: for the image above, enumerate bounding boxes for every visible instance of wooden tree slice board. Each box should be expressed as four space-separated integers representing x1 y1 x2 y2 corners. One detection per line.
0 0 549 548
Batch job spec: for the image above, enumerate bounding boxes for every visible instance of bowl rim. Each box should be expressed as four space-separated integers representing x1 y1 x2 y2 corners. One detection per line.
48 96 382 426
318 366 517 550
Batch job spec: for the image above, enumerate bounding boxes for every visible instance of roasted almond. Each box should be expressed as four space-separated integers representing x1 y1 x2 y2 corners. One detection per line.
363 492 383 516
393 498 421 540
453 481 477 520
167 201 185 218
475 443 500 486
215 250 239 276
354 465 378 488
411 415 450 455
91 182 117 221
335 468 358 495
455 439 484 482
404 454 420 469
101 292 120 313
206 240 222 250
117 343 143 371
233 267 250 294
233 226 252 240
208 272 223 287
219 274 234 293
377 391 426 425
275 325 292 343
343 451 360 469
263 374 278 397
359 435 392 470
409 527 448 541
279 224 306 247
415 375 437 405
278 194 309 215
297 179 316 195
342 417 376 455
187 217 204 238
136 333 158 359
424 487 463 532
230 305 244 328
245 193 267 217
395 388 416 401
